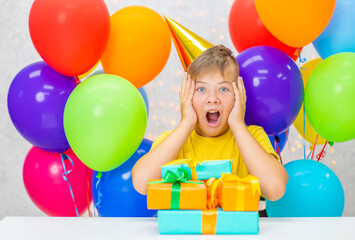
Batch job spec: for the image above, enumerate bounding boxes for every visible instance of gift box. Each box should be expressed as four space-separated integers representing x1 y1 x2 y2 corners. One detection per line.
147 167 207 210
161 155 234 180
158 208 259 234
217 173 261 212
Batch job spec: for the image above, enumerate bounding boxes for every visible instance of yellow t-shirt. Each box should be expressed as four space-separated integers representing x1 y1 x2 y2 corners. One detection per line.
151 125 279 178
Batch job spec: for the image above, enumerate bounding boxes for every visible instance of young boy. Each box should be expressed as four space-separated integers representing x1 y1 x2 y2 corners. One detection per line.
132 45 288 201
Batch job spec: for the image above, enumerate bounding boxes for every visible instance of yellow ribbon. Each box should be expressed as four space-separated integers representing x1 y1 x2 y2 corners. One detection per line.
205 177 220 209
202 209 218 234
208 173 261 210
163 153 201 180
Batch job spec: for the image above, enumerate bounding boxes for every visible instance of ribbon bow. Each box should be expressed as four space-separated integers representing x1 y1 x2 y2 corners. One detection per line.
162 167 191 184
208 173 261 209
149 167 203 209
163 153 202 180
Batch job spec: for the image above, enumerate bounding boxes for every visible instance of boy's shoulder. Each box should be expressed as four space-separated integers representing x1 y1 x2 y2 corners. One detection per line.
151 129 175 149
247 124 263 131
247 125 267 136
157 129 175 138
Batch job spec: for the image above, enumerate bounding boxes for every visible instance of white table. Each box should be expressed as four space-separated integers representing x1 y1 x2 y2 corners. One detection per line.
0 216 353 240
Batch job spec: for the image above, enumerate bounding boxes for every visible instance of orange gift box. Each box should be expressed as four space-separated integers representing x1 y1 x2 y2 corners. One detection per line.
147 179 207 210
207 173 260 211
218 173 260 212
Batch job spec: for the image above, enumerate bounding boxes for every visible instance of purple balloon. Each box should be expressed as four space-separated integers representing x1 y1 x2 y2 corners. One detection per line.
8 62 77 152
236 46 303 135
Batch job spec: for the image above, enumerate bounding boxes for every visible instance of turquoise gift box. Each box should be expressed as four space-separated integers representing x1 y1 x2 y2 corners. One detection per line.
161 159 233 180
158 208 259 234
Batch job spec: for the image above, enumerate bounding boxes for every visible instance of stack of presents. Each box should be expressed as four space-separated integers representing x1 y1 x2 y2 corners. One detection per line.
147 155 261 234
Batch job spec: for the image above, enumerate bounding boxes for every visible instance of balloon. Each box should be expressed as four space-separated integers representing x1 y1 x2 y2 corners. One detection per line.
228 0 300 61
305 53 355 142
64 74 147 172
313 0 355 59
92 139 157 217
255 0 336 48
268 129 289 153
87 69 105 78
266 159 344 217
23 147 92 216
138 87 150 117
7 62 76 152
78 61 100 80
88 69 150 116
101 6 171 88
293 59 327 146
236 46 303 135
29 0 110 76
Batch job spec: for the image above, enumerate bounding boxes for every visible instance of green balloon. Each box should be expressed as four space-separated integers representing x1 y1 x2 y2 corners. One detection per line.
304 52 355 142
64 74 147 172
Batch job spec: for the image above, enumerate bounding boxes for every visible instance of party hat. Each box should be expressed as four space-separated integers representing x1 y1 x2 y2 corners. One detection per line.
164 15 214 71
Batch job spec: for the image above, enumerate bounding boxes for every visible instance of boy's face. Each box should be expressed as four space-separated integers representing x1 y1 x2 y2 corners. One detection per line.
192 70 235 137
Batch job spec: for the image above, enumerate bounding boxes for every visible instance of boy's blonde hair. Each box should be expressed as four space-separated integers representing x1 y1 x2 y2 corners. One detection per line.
187 45 239 82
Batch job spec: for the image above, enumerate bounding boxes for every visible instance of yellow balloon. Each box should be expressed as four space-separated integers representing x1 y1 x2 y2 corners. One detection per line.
78 61 100 80
293 58 327 147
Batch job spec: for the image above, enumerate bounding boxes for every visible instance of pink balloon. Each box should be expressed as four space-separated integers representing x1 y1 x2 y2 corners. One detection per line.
23 147 92 216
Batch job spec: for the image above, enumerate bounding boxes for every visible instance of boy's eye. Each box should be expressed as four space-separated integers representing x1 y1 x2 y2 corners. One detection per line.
196 87 205 92
220 87 229 92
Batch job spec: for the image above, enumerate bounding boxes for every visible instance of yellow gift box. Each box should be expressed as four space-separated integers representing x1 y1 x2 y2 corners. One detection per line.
208 173 261 212
147 168 207 210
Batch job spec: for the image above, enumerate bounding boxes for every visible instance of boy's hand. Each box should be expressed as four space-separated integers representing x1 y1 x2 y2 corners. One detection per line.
228 76 246 129
179 73 197 128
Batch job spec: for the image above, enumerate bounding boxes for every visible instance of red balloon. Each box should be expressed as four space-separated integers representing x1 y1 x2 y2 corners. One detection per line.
228 0 301 61
23 147 93 216
29 0 110 76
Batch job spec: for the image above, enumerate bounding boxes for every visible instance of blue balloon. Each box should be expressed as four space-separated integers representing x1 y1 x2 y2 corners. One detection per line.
266 159 344 217
88 70 149 116
313 0 355 59
92 138 157 217
88 69 105 77
138 87 149 117
268 129 289 153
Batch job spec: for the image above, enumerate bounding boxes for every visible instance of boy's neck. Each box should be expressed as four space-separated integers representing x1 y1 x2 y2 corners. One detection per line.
194 126 230 138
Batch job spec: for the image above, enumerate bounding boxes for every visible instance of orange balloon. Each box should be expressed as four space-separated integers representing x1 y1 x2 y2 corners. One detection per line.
255 0 336 48
101 6 171 88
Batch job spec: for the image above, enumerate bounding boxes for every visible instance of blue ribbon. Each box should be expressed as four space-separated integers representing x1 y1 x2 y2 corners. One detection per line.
60 153 79 217
298 49 306 70
95 172 103 217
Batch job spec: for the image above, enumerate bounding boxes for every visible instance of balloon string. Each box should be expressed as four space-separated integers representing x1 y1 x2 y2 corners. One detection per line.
307 150 312 159
95 172 103 217
275 136 283 165
85 167 91 217
311 134 319 160
302 102 306 159
316 141 328 162
298 48 306 70
297 47 306 159
60 153 80 217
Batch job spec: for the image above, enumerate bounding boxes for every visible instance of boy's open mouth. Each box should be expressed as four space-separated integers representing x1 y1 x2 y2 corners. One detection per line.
206 110 220 127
